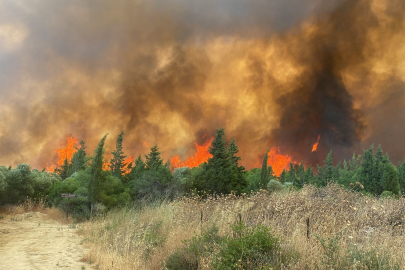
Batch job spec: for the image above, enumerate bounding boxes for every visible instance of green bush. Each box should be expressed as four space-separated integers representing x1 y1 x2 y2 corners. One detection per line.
166 222 289 270
267 179 283 193
212 222 282 270
381 191 394 198
316 233 400 270
165 224 222 270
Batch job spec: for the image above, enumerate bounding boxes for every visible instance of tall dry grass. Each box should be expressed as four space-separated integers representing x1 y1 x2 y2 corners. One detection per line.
81 184 405 269
0 197 68 223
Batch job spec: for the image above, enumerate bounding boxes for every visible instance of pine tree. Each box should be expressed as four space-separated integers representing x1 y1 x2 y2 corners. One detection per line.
145 145 163 170
279 169 287 183
289 162 297 185
317 150 333 186
59 158 72 180
296 162 306 188
260 149 269 189
130 155 146 182
71 140 87 173
110 131 126 180
382 155 400 195
88 134 108 215
195 128 246 195
227 139 247 193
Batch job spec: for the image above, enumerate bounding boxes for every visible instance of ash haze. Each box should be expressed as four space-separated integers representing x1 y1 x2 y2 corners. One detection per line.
0 0 404 169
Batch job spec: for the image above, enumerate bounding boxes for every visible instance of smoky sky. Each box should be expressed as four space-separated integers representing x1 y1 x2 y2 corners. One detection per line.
0 0 404 169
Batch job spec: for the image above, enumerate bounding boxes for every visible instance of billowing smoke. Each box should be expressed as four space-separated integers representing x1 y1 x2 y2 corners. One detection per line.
0 0 404 169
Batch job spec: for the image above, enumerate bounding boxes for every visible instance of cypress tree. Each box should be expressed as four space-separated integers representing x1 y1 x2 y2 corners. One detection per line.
71 140 87 173
260 149 269 189
228 139 247 193
279 169 287 183
110 131 126 179
88 134 108 215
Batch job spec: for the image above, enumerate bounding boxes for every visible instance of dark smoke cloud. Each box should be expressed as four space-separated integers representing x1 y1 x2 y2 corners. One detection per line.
0 0 404 169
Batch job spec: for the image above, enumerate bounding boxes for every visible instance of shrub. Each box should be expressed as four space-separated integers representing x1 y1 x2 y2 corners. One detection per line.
212 222 282 270
165 224 222 270
381 191 394 198
267 179 283 193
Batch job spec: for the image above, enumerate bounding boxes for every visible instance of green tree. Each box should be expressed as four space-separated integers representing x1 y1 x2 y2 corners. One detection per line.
227 139 247 193
279 169 287 183
58 158 72 180
71 140 87 173
194 128 246 195
133 145 175 201
146 145 163 170
88 134 108 215
382 155 400 195
110 131 126 180
317 150 333 186
260 149 269 189
398 158 405 195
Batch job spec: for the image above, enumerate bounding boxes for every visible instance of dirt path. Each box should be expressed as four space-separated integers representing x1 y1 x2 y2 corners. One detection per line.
0 212 88 270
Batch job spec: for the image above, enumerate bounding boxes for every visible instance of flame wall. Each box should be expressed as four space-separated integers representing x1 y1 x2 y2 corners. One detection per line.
0 0 404 169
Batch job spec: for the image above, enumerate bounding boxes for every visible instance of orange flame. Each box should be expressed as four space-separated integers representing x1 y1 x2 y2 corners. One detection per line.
312 135 320 152
266 147 293 177
46 136 79 172
122 156 134 174
143 140 148 148
170 139 213 169
104 156 134 174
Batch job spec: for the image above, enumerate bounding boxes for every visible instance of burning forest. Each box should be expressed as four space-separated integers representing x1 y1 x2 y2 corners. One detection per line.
0 0 404 173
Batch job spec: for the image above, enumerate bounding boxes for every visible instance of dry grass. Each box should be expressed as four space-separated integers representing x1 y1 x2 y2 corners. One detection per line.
81 184 405 269
0 198 69 224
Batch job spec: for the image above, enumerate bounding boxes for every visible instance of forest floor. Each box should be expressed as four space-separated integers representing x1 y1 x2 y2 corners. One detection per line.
0 211 88 270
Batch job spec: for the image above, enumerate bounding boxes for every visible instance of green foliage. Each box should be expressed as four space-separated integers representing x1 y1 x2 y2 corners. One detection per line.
316 233 400 269
1 164 57 204
382 161 400 195
317 150 334 186
260 150 269 189
88 134 108 215
71 140 88 173
110 131 127 181
245 168 261 192
173 167 194 193
194 128 246 195
131 145 176 202
212 222 283 270
166 224 222 270
267 179 283 193
398 158 405 195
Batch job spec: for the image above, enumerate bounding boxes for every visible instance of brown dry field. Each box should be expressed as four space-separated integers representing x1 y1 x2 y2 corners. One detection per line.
0 207 88 270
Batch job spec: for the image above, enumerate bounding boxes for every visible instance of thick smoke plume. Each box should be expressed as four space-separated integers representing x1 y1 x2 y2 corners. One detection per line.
0 0 404 169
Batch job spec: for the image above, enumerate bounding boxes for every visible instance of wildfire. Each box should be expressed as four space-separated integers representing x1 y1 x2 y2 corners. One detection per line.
46 136 79 172
170 139 213 169
143 140 148 148
266 147 294 177
312 135 320 152
122 156 134 174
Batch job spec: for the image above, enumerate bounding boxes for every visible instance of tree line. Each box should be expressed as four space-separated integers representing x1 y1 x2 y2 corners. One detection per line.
1 128 404 219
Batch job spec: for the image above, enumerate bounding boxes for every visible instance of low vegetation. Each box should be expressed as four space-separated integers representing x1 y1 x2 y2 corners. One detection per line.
80 184 405 269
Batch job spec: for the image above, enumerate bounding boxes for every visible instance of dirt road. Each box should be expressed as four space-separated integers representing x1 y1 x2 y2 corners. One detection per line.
0 212 88 270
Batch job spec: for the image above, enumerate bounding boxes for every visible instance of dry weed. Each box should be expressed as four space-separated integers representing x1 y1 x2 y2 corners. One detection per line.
82 184 405 269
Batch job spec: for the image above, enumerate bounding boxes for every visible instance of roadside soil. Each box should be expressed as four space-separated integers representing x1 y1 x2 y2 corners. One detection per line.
0 212 89 270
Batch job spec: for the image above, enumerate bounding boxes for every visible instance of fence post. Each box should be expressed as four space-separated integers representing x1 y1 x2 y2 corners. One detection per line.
306 218 310 239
